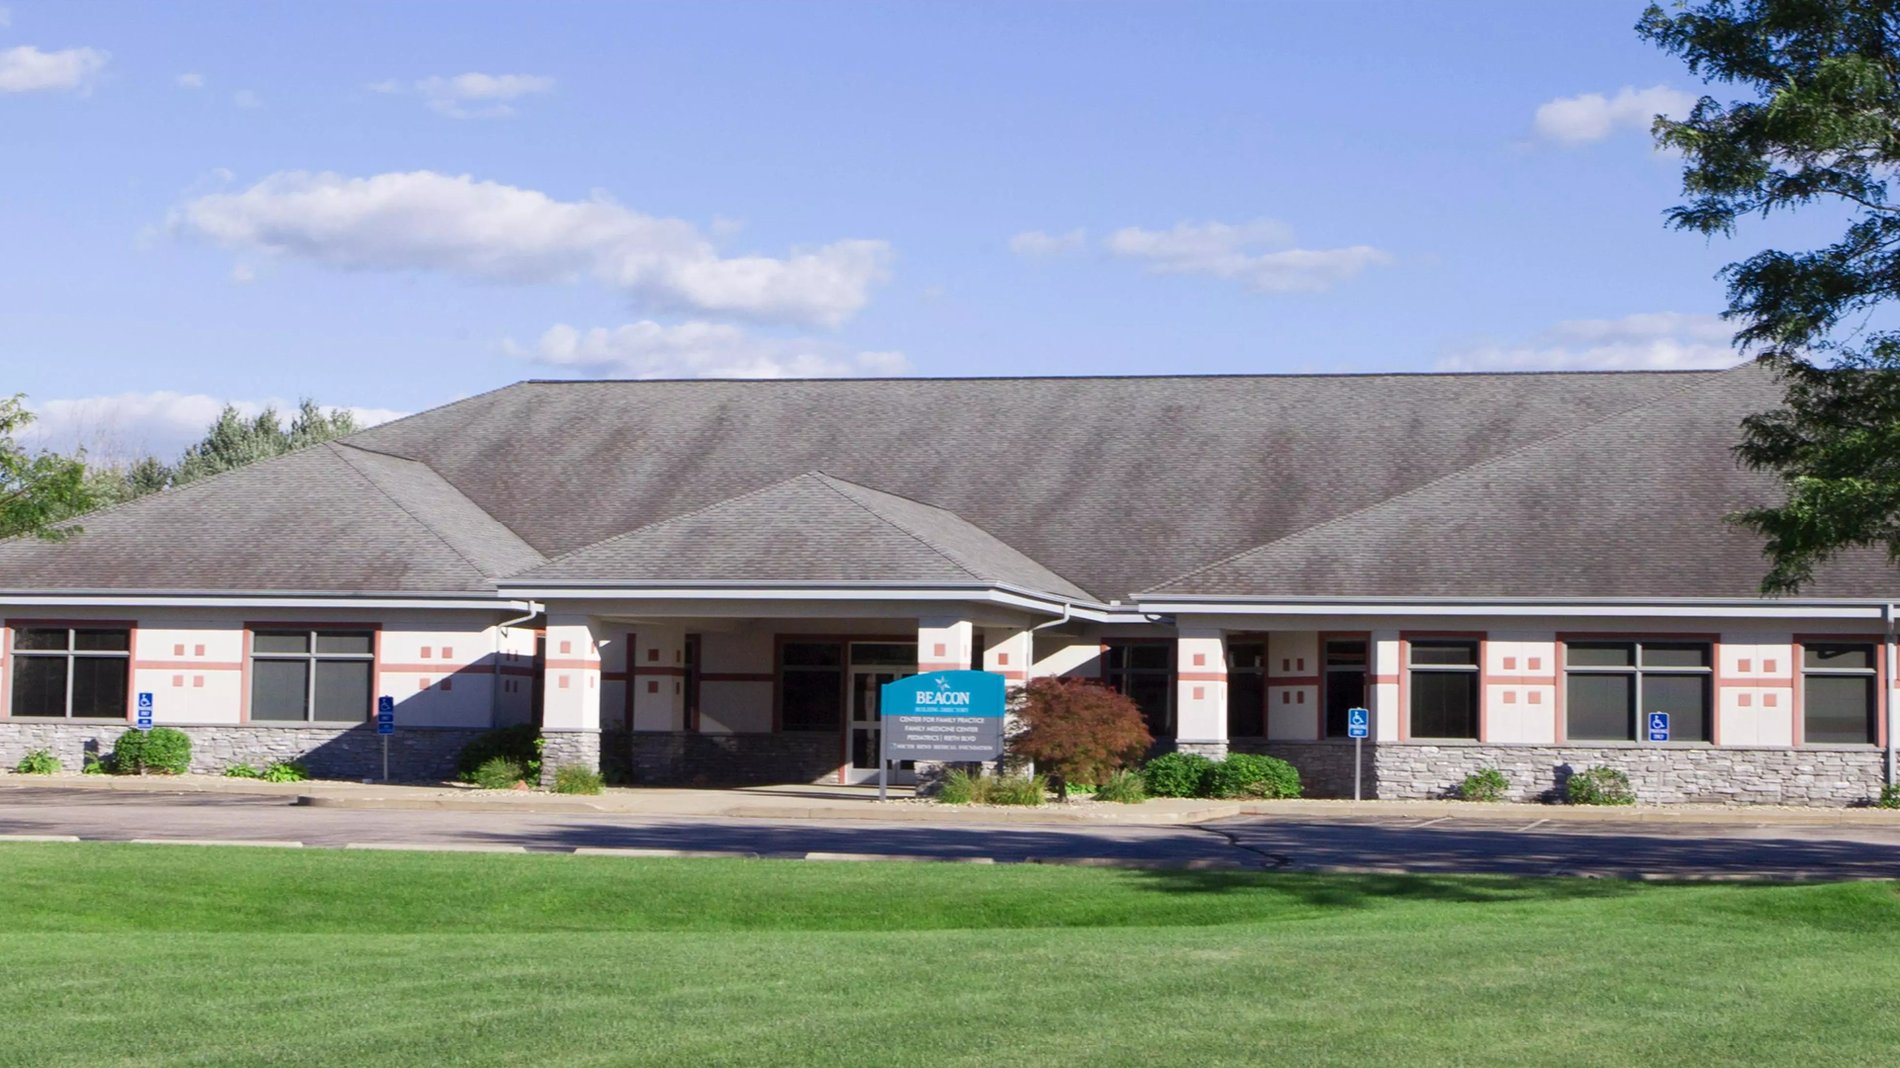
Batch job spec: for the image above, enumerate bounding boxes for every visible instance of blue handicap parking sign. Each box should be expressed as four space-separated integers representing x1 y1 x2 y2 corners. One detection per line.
1647 711 1670 742
135 692 154 730
376 695 395 735
1347 706 1371 739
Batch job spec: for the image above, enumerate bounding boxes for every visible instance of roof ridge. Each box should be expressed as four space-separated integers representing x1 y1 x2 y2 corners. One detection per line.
518 368 1734 386
331 441 544 572
1138 366 1739 594
513 471 833 576
336 380 524 455
808 474 990 584
325 443 501 584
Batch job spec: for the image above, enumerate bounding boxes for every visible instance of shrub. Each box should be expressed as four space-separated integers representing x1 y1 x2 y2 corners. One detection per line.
1567 766 1635 806
1142 752 1216 798
553 764 604 795
936 768 980 805
81 755 111 775
112 727 191 775
1094 768 1148 804
1008 677 1153 797
981 774 1048 806
223 764 262 779
1875 784 1900 810
471 755 527 789
261 760 309 783
456 725 541 784
1206 753 1303 800
15 749 61 774
1064 781 1098 796
1459 767 1510 802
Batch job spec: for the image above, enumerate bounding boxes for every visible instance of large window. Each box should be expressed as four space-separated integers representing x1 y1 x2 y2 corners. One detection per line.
9 626 130 719
780 641 844 731
1105 642 1174 737
1565 640 1711 742
1324 639 1368 738
1226 640 1266 738
1409 639 1478 739
250 629 374 722
1804 642 1879 745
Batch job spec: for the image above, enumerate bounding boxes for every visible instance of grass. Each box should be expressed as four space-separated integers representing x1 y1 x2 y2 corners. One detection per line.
2 844 1899 1066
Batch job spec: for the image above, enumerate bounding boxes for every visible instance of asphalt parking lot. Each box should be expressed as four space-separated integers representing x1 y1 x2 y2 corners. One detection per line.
6 787 1900 879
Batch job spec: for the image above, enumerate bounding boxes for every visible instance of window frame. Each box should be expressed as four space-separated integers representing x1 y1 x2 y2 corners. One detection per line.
1102 639 1176 739
244 623 379 725
1320 633 1370 741
1402 633 1483 741
1224 636 1268 739
1558 635 1715 745
5 621 134 721
1796 635 1887 748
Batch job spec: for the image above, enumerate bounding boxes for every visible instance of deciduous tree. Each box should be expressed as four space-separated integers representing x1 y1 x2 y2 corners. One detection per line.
1008 677 1152 798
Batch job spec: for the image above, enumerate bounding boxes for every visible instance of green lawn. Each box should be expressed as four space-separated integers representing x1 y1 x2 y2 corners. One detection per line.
2 844 1898 1066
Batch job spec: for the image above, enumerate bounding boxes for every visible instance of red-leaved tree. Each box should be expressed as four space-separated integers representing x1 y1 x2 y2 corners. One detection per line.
1009 677 1152 797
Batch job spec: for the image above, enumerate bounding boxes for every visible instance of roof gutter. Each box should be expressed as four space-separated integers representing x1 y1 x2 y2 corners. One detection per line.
1132 594 1897 621
495 580 1121 620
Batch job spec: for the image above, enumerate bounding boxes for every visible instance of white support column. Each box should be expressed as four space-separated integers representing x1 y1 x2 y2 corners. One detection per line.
1175 626 1228 758
630 625 688 731
982 627 1032 689
541 613 603 786
1369 628 1402 743
918 617 975 672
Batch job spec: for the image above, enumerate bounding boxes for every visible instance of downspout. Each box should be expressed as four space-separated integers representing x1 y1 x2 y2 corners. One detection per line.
1887 603 1896 788
491 600 545 726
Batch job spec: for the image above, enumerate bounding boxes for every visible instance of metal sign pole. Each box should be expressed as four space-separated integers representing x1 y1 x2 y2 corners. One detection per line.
1354 734 1362 802
382 734 389 784
878 706 888 802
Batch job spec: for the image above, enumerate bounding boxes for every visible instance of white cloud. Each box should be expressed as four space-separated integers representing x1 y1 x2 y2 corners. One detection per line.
515 321 911 380
169 170 892 327
1103 219 1391 293
1533 84 1696 145
1009 228 1087 257
0 44 107 93
1434 312 1740 372
416 72 553 118
232 88 262 109
175 72 203 88
19 392 406 460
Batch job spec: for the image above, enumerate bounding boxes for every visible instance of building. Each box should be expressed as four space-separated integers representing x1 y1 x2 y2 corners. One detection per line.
1 363 1895 804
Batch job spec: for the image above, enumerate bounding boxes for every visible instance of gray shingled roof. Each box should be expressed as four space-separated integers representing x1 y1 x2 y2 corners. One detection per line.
7 365 1886 601
347 370 1719 599
516 472 1092 597
0 442 541 593
1144 363 1898 599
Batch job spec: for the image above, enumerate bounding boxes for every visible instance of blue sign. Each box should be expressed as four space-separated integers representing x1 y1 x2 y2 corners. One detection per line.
1647 711 1670 742
376 695 395 735
1347 706 1370 739
135 691 154 731
880 670 1007 761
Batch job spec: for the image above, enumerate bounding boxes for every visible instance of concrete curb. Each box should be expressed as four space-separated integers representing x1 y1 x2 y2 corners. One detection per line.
1234 799 1900 826
295 794 610 814
128 838 303 848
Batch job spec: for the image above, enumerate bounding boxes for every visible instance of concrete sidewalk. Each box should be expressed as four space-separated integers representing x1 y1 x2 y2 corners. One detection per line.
4 772 1899 827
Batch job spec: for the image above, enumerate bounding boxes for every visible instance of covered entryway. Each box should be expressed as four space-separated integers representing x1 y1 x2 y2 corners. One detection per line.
846 641 916 784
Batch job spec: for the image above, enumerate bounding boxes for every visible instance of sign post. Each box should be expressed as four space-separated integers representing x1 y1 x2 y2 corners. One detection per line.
1647 711 1670 743
1347 706 1371 801
376 696 395 782
878 671 1008 800
135 692 154 732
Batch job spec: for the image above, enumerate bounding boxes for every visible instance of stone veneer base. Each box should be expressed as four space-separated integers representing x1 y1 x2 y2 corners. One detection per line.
0 721 486 782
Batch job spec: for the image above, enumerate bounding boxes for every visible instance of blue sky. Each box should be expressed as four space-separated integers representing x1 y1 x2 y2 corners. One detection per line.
0 1 1829 458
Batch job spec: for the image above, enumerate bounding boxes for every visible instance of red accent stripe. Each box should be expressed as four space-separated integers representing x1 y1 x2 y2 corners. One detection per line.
700 672 774 683
1178 671 1227 682
544 658 600 671
1266 675 1320 687
133 660 243 672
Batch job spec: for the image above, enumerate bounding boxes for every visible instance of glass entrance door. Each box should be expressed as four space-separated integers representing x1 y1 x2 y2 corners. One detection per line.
846 642 917 785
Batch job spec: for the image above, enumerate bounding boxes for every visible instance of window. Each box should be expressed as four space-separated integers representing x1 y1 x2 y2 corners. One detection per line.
1324 639 1368 738
1408 639 1478 739
250 629 374 722
9 626 130 719
780 641 844 731
1564 640 1711 742
1104 641 1174 737
1226 640 1266 737
684 634 701 732
1804 642 1879 745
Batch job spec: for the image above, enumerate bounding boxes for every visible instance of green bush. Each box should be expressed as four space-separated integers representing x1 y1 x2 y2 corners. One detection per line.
261 760 309 783
1094 768 1148 804
553 764 604 795
1205 753 1303 800
1875 784 1900 810
981 774 1048 806
1459 767 1510 802
15 749 61 774
223 764 262 779
932 768 1047 806
456 725 540 784
471 755 527 789
1064 781 1099 796
112 727 191 775
81 755 111 775
1567 766 1635 806
1142 752 1216 798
